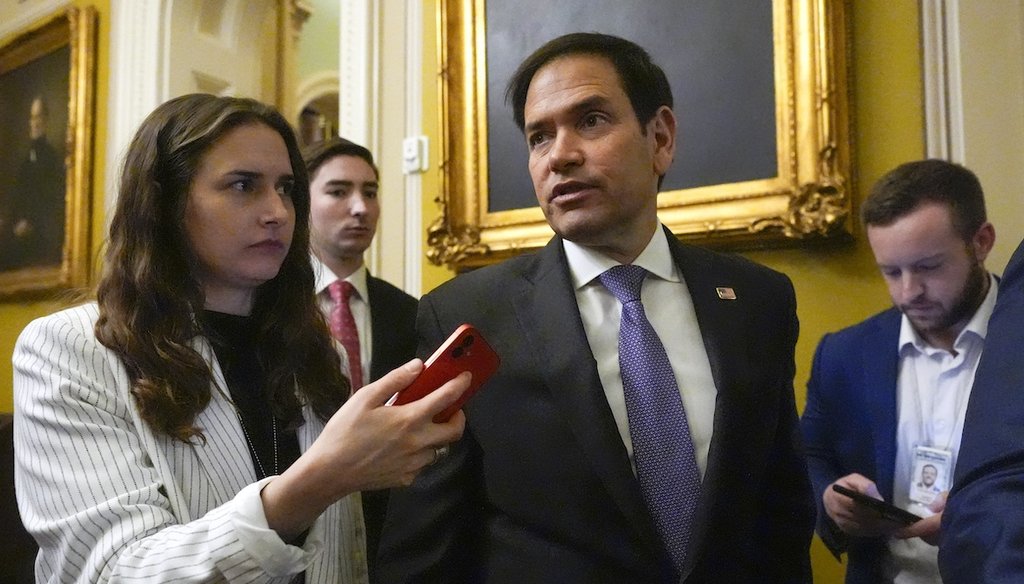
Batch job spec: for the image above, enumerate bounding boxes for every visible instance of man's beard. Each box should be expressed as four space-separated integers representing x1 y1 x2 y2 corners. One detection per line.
910 255 988 336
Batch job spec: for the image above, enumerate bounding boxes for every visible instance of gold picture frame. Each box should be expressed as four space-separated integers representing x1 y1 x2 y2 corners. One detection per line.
428 0 852 270
0 7 96 298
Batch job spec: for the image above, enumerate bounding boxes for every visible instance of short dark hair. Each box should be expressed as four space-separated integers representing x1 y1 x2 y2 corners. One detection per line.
303 137 378 181
862 159 987 241
505 32 673 132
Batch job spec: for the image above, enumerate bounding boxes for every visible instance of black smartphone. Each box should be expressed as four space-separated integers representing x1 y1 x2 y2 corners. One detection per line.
831 484 922 525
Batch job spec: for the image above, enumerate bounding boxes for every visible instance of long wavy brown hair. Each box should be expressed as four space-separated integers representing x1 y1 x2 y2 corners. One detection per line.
95 94 349 443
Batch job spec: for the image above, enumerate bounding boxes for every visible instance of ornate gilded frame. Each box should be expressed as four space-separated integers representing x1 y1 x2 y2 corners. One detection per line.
0 7 95 298
428 0 851 270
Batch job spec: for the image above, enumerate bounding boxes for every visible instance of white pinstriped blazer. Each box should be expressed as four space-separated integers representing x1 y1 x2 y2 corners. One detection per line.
13 304 368 583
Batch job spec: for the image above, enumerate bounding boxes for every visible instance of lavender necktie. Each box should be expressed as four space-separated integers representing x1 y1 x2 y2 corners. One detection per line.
599 264 700 571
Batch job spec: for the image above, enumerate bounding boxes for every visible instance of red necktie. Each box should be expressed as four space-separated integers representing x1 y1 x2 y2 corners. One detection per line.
329 280 363 389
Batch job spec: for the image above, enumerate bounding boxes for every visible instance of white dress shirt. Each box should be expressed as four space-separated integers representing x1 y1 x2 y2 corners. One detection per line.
885 274 998 583
313 256 372 385
564 227 718 478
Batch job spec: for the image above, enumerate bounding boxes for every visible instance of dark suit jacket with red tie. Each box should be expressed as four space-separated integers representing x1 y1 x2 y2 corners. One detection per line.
365 274 418 384
377 227 814 583
362 274 418 582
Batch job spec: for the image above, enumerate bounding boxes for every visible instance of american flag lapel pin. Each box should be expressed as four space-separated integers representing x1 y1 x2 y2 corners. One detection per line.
716 287 737 300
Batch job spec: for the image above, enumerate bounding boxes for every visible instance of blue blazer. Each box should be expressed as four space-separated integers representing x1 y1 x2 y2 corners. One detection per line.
801 307 903 583
939 239 1024 583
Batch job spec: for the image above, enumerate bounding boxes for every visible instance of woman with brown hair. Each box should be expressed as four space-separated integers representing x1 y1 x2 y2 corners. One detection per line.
12 93 466 583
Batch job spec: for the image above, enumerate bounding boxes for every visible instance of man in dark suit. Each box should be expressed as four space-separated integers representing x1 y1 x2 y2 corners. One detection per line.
304 137 418 582
939 238 1024 582
801 160 997 583
377 32 813 583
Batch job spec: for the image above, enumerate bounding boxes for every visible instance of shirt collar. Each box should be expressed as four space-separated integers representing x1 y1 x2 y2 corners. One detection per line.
562 226 681 290
312 255 369 302
899 272 999 354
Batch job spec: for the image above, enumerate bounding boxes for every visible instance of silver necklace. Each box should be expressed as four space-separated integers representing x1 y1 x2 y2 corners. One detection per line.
235 411 279 478
212 375 281 478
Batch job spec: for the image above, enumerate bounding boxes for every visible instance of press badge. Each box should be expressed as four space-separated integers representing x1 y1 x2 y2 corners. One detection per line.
909 446 952 506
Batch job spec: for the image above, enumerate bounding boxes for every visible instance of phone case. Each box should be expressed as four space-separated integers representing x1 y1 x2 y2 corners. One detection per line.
387 324 500 422
832 484 922 525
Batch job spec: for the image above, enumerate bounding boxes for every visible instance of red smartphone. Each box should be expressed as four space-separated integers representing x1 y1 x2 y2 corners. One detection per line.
386 324 500 422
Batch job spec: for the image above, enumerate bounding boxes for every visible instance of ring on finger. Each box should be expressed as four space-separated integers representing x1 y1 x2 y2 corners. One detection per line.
432 444 451 464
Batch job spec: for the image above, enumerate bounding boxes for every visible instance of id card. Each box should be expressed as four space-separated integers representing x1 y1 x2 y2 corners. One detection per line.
909 445 952 506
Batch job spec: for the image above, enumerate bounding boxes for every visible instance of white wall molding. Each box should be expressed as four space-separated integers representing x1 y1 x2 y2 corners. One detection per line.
403 0 424 297
338 0 379 152
339 0 383 277
921 0 965 161
105 0 167 221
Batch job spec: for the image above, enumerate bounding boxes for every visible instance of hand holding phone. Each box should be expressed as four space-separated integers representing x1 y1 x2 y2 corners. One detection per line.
386 324 500 422
832 484 922 526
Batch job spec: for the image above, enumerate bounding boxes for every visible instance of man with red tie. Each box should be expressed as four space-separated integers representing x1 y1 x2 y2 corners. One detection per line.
304 138 418 582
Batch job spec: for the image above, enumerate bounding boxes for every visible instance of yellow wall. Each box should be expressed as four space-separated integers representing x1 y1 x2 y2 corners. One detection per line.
751 4 926 579
0 0 110 413
419 2 924 582
0 1 921 580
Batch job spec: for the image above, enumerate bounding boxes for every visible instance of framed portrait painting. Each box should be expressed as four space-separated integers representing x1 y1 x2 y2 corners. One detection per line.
0 7 95 298
428 0 852 271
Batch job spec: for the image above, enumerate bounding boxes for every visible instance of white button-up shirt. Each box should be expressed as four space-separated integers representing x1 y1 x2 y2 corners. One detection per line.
564 227 718 478
886 273 998 583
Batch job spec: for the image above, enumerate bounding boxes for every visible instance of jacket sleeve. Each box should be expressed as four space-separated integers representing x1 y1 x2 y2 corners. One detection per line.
13 308 317 583
800 332 851 557
755 274 816 583
375 295 486 583
939 246 1024 583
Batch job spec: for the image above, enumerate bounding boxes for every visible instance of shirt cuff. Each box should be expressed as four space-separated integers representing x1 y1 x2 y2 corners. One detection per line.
230 476 324 577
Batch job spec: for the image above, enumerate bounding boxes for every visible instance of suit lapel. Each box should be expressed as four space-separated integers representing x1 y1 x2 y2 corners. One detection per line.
510 238 667 557
663 233 753 574
863 310 901 500
366 276 391 381
665 236 750 401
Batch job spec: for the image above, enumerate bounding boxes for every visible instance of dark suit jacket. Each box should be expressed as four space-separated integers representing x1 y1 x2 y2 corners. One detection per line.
939 239 1024 583
366 274 418 382
378 228 814 583
363 274 417 583
800 308 903 583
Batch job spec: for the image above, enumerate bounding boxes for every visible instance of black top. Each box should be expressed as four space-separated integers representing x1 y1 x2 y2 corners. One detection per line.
201 311 302 480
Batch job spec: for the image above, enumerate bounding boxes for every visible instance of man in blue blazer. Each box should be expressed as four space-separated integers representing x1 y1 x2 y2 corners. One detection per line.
939 238 1024 582
378 33 813 583
802 160 998 582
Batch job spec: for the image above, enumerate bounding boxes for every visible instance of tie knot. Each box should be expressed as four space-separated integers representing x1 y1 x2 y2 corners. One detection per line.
599 264 648 304
329 280 356 303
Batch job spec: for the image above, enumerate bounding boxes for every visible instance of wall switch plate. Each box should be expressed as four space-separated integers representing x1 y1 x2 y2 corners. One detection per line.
402 136 429 174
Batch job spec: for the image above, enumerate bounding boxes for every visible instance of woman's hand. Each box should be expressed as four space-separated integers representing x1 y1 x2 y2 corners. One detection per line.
260 359 469 540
